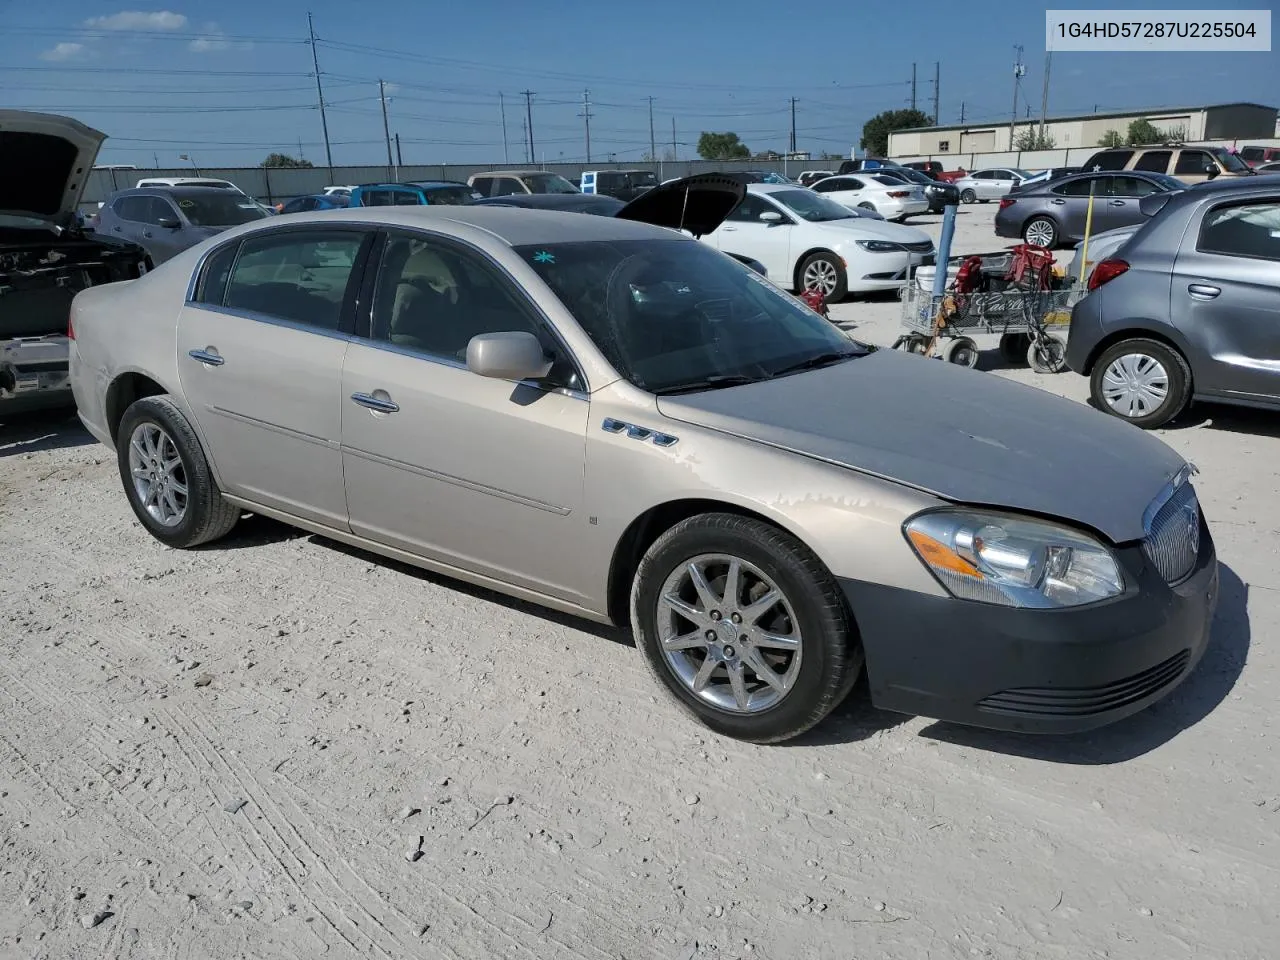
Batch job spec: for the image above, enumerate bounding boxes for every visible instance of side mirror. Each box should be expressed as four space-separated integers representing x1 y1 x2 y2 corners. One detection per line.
157 217 181 229
759 211 784 224
466 331 553 381
1204 165 1220 178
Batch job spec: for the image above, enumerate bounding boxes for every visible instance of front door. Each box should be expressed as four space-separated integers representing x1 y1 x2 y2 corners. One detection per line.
1097 175 1163 233
340 229 592 605
707 193 794 285
176 226 372 528
142 196 189 264
1171 195 1280 400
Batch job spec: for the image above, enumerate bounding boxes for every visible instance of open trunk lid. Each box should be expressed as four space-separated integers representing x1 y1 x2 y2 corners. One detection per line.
614 173 745 238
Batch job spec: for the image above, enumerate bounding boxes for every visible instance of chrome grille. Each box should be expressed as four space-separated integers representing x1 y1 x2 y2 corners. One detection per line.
1143 480 1200 583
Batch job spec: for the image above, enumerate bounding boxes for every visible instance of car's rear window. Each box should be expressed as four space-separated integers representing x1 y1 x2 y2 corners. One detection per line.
423 185 480 205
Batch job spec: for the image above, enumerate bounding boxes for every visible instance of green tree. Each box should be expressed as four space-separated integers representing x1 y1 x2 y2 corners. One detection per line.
1014 128 1057 150
696 132 751 160
1125 119 1162 146
261 152 314 169
1097 129 1123 148
859 108 932 157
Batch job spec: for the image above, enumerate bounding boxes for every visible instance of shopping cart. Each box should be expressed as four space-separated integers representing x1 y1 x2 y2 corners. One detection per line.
893 246 1084 372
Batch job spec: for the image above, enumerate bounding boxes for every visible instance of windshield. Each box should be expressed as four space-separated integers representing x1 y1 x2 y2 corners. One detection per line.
521 173 579 194
1210 148 1252 173
423 185 480 205
769 189 854 222
515 238 864 393
175 193 270 227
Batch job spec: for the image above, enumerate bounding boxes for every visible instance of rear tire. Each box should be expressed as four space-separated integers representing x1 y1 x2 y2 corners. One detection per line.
1089 338 1191 429
630 513 861 744
1023 216 1058 248
116 395 240 548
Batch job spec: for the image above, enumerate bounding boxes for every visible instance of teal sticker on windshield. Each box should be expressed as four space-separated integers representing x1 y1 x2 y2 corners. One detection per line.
532 250 555 263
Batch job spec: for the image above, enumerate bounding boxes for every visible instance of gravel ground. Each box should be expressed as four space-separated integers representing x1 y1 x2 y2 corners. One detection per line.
1 205 1277 960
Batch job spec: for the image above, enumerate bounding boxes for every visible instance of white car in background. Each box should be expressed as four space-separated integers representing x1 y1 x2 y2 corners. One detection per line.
700 184 935 300
323 185 355 198
134 176 246 195
952 168 1031 203
808 174 929 222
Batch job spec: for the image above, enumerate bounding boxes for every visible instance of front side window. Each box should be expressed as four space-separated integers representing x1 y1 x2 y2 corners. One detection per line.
491 178 525 197
392 190 423 206
369 232 579 389
145 197 179 224
223 231 365 330
1110 176 1163 198
724 194 779 222
1174 151 1215 176
174 193 269 227
469 177 494 196
516 238 866 394
1198 201 1280 262
1053 176 1106 198
521 173 578 194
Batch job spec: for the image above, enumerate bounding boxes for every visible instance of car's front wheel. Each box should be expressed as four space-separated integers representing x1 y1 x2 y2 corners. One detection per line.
798 251 848 301
116 395 241 548
1023 216 1058 248
960 188 976 204
631 513 862 743
1090 338 1192 428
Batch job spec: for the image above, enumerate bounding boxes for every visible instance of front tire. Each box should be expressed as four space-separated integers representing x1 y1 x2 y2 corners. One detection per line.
630 513 862 743
960 188 976 204
1089 338 1191 428
116 395 241 548
798 251 848 302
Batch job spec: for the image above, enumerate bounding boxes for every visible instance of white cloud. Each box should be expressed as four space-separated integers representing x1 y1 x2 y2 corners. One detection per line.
189 22 250 53
39 41 85 61
82 10 188 31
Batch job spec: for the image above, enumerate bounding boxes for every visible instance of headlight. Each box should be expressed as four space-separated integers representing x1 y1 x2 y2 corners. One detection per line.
904 509 1124 608
856 239 903 252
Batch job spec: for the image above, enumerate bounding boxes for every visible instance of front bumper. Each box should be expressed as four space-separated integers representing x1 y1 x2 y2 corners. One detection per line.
840 519 1219 733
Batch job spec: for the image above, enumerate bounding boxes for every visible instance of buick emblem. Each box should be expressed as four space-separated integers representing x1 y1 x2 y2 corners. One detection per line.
1184 504 1200 557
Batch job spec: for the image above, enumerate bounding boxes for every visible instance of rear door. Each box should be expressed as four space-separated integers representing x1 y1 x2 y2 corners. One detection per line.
108 196 148 246
1173 149 1218 184
1170 195 1280 400
176 227 373 528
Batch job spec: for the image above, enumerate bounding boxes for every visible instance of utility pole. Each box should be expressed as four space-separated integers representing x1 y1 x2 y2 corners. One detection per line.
1037 51 1052 145
521 118 529 164
1009 44 1025 150
395 133 403 167
521 90 535 164
910 62 917 110
959 100 966 123
579 89 592 163
647 96 656 162
499 92 510 164
789 97 797 154
379 79 394 180
931 61 940 126
307 12 333 177
671 116 677 161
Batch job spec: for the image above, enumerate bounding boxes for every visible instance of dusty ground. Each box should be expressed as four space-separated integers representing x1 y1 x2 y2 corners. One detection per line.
1 205 1277 960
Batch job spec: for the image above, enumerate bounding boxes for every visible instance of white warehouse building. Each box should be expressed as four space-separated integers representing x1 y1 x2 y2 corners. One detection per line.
888 102 1278 157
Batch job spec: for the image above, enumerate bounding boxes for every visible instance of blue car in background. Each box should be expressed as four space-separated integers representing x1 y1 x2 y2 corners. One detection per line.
347 181 481 207
277 193 350 214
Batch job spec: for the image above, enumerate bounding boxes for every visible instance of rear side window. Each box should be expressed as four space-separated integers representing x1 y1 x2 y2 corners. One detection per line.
193 242 240 305
470 177 493 196
114 196 149 221
1086 150 1133 171
223 231 366 330
392 190 422 205
1240 147 1264 163
1198 201 1280 262
1110 176 1162 198
361 190 393 207
1132 151 1171 173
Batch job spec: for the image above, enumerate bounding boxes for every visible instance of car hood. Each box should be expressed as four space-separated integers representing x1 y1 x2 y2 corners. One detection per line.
0 111 105 226
656 349 1185 544
810 217 932 245
615 173 745 238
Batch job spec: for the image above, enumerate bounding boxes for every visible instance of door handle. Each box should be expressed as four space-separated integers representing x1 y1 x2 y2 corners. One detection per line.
1050 199 1066 205
188 348 224 366
351 392 400 413
721 226 738 232
112 225 122 232
1107 200 1125 206
143 230 154 238
1188 283 1221 300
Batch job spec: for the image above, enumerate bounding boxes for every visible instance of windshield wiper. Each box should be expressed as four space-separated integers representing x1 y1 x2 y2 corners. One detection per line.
651 374 762 396
770 350 862 377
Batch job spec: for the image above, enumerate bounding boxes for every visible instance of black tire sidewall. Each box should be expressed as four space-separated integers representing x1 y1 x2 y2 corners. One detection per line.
116 397 218 547
1089 339 1191 428
632 515 856 742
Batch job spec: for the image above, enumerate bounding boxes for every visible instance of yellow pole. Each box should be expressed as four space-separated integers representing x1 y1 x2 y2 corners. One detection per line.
1078 179 1097 285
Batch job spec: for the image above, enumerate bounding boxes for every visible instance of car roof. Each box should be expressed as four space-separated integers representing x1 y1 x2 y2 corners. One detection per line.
110 185 247 197
747 183 806 193
223 204 687 245
471 170 563 177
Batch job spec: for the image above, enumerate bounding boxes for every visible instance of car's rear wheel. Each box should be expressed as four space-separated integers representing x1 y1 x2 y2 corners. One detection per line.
798 252 848 301
1023 216 1058 248
960 188 976 204
1090 338 1191 429
116 395 241 548
857 202 877 213
631 513 862 743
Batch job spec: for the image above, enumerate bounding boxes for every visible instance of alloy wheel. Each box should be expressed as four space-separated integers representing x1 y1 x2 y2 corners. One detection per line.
1024 218 1056 247
802 259 839 296
127 422 188 527
1101 353 1169 418
657 553 803 714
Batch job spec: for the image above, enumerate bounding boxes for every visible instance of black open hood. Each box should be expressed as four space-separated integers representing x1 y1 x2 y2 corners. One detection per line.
614 173 745 238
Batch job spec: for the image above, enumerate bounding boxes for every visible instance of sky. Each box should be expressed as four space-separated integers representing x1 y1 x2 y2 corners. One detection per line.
1 0 1276 170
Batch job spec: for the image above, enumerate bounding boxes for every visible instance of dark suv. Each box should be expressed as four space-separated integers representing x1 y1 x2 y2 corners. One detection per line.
1066 178 1280 428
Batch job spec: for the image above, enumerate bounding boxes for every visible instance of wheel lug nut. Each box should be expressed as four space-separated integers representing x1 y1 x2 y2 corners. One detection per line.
705 630 716 641
710 610 721 621
731 613 742 624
